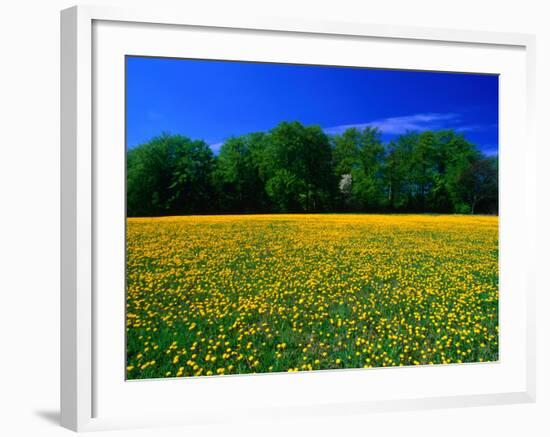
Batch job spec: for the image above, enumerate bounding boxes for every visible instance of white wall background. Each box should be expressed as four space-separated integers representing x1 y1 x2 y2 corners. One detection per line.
0 1 547 436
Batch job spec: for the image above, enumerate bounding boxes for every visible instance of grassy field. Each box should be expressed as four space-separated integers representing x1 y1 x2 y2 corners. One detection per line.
126 214 498 379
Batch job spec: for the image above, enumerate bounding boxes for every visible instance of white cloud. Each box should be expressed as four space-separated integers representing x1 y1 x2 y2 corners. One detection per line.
482 145 499 156
209 142 223 153
324 112 461 135
456 123 497 133
455 125 480 133
146 110 164 121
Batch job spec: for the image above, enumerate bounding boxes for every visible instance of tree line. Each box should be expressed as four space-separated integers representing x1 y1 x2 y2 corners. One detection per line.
127 121 498 217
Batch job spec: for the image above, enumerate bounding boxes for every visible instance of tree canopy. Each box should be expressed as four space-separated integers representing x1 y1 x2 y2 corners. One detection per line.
127 122 498 216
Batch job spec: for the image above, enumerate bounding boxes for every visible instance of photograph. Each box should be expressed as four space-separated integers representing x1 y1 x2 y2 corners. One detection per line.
125 56 499 380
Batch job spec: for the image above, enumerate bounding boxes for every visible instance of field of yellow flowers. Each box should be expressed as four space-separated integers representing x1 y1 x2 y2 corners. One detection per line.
126 214 498 379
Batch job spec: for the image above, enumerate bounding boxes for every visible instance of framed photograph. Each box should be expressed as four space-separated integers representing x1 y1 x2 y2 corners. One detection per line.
61 5 536 432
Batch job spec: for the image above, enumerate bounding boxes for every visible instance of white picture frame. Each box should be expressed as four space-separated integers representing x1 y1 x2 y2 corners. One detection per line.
60 4 537 432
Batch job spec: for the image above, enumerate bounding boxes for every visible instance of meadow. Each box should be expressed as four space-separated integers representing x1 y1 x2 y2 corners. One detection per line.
126 214 498 379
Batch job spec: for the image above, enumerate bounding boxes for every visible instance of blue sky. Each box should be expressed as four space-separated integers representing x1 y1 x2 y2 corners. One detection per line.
126 56 498 155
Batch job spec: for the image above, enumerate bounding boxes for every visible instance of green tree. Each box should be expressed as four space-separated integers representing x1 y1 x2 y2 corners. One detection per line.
213 133 269 212
352 127 385 210
457 156 498 214
409 130 438 210
169 136 215 214
435 130 481 213
126 133 214 216
264 122 334 212
332 128 361 175
265 169 305 212
126 125 497 216
332 127 385 210
384 130 481 213
127 134 177 216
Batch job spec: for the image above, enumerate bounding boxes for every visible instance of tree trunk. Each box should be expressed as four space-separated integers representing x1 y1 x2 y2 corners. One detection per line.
471 196 477 214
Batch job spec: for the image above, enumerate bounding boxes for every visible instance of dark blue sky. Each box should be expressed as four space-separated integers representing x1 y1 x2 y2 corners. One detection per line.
126 56 498 155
